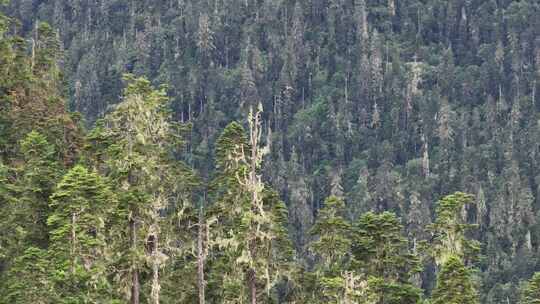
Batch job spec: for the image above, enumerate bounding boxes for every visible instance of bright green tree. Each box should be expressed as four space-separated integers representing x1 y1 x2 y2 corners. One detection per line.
14 131 59 246
1 247 56 304
47 165 117 303
521 272 540 304
0 133 59 301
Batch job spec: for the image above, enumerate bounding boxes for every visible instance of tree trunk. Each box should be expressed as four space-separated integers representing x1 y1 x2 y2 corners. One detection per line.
151 240 160 304
197 209 206 304
247 105 262 304
130 218 140 304
249 269 257 304
70 213 77 275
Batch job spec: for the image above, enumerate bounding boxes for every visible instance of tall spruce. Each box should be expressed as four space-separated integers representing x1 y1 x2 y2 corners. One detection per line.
430 192 479 304
89 74 197 304
208 105 292 303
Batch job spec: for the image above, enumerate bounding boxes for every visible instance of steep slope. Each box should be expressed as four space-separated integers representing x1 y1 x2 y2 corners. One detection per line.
4 0 540 302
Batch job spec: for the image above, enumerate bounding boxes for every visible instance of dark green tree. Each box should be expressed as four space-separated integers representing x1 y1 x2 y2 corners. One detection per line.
352 212 422 304
431 255 478 304
308 195 353 303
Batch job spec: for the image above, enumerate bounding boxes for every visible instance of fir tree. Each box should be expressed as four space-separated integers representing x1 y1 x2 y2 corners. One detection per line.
431 255 478 304
430 193 479 304
208 105 292 303
91 74 197 304
352 212 422 304
206 120 251 303
47 165 117 303
11 131 59 250
1 247 56 304
429 192 479 265
308 195 352 303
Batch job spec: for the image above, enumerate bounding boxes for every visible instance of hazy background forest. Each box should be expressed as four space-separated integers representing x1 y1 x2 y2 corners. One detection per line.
1 0 540 303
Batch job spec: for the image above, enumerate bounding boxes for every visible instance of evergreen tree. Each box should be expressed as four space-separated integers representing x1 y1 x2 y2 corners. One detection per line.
430 193 479 304
208 105 292 303
308 195 352 303
352 212 422 304
206 120 250 303
521 272 540 304
1 0 540 302
13 131 59 247
429 192 479 265
47 165 117 303
431 255 478 304
1 247 56 304
90 74 197 304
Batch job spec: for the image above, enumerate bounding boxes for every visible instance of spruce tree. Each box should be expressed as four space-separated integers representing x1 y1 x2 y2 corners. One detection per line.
352 212 422 304
430 192 479 304
1 247 56 304
89 74 197 304
47 165 117 303
429 192 479 265
431 255 477 304
208 105 292 303
0 132 59 297
206 120 250 303
308 195 353 303
7 131 60 255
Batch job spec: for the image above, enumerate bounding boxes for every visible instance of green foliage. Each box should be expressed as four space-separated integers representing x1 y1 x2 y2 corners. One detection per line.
430 193 480 304
310 196 351 270
352 212 422 304
207 109 292 303
431 255 478 304
48 165 117 303
10 131 60 249
1 247 56 304
1 1 540 302
87 74 198 303
0 161 14 260
521 273 540 304
429 192 480 265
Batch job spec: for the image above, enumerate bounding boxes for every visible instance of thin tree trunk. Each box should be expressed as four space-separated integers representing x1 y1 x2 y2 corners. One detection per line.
31 22 37 72
130 218 140 304
150 233 160 304
197 208 206 304
148 225 160 304
247 105 261 304
70 213 76 275
249 269 257 304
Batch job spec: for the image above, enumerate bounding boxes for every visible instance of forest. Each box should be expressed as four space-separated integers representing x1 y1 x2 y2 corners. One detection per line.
1 0 540 303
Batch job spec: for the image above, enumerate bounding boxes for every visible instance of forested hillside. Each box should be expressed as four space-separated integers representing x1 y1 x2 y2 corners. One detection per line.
1 0 540 303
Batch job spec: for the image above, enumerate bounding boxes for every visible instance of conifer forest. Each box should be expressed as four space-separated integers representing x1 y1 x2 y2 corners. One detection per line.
1 0 540 303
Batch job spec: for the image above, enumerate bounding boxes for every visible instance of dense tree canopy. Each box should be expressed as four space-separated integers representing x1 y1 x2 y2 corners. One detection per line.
1 0 540 303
